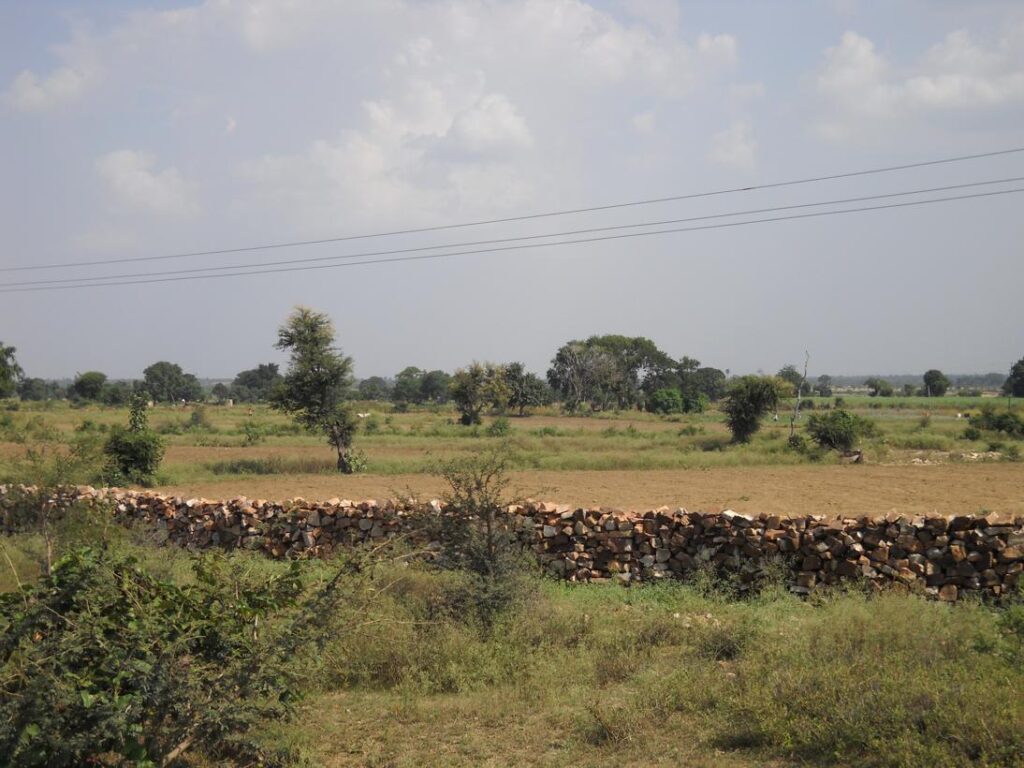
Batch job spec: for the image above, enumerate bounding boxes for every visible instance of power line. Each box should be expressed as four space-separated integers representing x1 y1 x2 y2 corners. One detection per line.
4 145 1024 274
2 186 1019 294
4 176 1022 288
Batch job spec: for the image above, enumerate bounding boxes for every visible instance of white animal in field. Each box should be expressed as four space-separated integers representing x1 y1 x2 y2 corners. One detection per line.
357 412 372 419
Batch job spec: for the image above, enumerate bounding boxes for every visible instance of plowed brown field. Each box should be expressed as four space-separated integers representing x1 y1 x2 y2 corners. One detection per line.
156 463 1024 517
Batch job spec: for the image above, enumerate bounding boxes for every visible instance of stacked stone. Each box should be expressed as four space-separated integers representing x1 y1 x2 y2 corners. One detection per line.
525 504 1024 600
2 485 1022 601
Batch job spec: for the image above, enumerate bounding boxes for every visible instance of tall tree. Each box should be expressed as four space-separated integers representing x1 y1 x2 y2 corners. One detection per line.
722 376 781 443
864 377 894 397
502 362 549 416
143 361 203 402
419 370 452 404
70 371 108 401
1005 357 1024 398
231 363 283 402
923 369 950 397
271 307 359 472
0 342 23 398
392 366 425 404
357 376 392 401
547 335 673 411
449 363 509 425
777 364 811 396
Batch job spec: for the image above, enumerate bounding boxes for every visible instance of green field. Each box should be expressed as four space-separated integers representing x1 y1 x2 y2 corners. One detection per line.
0 394 1019 487
3 523 1024 767
3 395 1024 765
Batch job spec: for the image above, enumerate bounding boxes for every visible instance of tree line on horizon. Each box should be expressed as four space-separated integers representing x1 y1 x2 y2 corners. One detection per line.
2 334 1023 414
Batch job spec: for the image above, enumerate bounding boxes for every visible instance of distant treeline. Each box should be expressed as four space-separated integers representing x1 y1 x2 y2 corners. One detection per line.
829 373 1007 389
2 335 1022 413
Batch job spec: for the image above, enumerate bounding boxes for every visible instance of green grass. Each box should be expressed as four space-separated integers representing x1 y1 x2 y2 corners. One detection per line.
2 399 1022 487
3 501 1024 767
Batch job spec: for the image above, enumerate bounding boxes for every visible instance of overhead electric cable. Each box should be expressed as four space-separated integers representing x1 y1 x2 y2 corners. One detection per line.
3 176 1022 288
1 186 1020 294
3 145 1023 273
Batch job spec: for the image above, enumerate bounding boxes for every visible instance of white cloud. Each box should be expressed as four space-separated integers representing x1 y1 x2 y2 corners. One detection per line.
632 110 657 134
815 27 1024 140
618 0 681 33
5 66 93 111
696 33 738 67
709 120 756 169
96 150 199 217
451 93 533 152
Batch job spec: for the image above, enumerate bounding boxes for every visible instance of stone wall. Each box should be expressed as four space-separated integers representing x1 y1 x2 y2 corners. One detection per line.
2 485 1022 601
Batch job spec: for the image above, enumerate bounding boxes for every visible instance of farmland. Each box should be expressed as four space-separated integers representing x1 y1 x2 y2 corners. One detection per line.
2 394 1022 516
3 393 1024 767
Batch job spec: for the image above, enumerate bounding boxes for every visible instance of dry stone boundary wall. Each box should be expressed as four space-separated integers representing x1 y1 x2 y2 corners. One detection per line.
2 485 1023 602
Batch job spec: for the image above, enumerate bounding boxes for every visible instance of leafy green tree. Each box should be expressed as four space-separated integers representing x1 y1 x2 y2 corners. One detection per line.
419 369 452 404
100 380 134 406
722 375 781 443
548 335 673 411
17 378 60 401
271 307 360 472
392 366 425 404
777 364 811 395
231 363 283 402
864 377 894 397
143 361 203 402
502 362 549 416
922 369 950 397
814 374 833 397
1005 357 1024 398
70 371 107 401
211 382 232 401
357 375 392 401
0 341 23 398
450 362 509 425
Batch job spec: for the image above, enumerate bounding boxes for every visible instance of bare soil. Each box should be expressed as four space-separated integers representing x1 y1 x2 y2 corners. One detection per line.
156 463 1024 517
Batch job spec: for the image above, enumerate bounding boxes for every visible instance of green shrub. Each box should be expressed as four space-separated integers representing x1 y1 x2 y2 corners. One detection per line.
102 397 164 486
646 387 682 414
102 428 164 486
970 406 1024 438
486 416 511 437
963 426 982 441
806 409 874 452
188 404 215 432
242 419 266 445
362 414 381 435
0 547 357 767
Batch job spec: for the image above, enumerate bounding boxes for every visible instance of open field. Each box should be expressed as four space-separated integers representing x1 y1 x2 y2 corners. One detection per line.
1 396 1022 515
3 398 1024 765
3 525 1024 768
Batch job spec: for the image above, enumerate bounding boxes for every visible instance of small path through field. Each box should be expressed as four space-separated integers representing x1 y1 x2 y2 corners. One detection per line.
156 463 1024 516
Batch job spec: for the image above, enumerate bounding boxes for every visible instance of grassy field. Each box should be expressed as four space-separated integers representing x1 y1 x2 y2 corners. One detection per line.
3 525 1024 767
1 395 1022 514
3 397 1024 766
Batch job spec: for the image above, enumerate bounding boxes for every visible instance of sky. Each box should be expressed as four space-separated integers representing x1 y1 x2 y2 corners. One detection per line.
1 0 1023 381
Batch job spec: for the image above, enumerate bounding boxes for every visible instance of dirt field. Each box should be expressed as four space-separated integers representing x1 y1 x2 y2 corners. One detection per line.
156 463 1024 517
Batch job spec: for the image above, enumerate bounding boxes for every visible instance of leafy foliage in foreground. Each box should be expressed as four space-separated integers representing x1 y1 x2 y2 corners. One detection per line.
0 547 353 767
